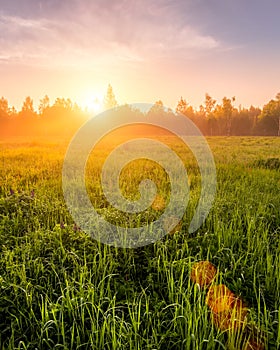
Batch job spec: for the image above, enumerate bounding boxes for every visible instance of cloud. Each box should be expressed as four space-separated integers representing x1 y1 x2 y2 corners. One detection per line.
0 0 223 68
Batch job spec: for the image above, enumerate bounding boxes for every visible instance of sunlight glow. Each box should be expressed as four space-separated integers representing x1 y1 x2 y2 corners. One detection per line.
81 94 103 114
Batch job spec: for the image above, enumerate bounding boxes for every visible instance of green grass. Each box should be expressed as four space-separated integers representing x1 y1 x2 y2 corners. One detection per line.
0 136 279 349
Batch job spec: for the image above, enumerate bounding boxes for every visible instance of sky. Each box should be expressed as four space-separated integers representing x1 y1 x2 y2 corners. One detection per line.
0 0 280 111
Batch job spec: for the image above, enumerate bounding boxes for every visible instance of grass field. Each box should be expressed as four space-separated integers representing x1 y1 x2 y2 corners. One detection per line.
0 136 279 349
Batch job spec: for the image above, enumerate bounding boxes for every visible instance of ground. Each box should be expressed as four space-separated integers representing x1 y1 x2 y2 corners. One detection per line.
0 136 279 349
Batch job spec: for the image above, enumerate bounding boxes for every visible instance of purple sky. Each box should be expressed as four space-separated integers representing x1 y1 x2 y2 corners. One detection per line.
1 0 280 110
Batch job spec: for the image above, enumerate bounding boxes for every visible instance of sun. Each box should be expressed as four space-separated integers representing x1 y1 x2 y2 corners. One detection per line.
81 94 103 114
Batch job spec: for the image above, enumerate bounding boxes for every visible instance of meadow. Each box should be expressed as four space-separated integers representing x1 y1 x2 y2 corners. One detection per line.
0 136 279 349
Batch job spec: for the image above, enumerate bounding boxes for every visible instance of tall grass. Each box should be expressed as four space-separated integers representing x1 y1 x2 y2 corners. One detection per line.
0 136 279 349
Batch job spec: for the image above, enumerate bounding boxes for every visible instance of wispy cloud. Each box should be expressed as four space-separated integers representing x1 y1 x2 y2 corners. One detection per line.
0 0 223 68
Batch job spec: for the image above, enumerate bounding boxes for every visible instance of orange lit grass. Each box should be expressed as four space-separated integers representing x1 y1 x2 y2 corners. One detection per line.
190 262 262 346
206 285 248 331
190 261 217 288
206 284 235 313
211 299 248 331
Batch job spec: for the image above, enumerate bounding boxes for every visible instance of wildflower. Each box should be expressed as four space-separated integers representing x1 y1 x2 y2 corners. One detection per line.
60 221 65 229
30 189 35 198
9 188 14 195
190 261 217 288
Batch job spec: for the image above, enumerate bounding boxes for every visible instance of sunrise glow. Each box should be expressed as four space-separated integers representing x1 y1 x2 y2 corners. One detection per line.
80 94 104 114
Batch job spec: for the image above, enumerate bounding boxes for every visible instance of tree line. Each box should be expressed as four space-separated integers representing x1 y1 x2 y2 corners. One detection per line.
0 85 280 138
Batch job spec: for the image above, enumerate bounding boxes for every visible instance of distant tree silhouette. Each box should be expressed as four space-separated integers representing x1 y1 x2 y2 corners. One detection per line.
257 94 280 136
20 96 36 119
176 97 192 115
222 97 234 136
22 96 34 112
203 94 217 135
103 84 117 110
0 89 279 138
276 93 280 136
204 93 216 118
0 97 9 119
148 100 164 114
176 97 196 123
9 106 17 117
38 95 50 115
53 97 73 110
